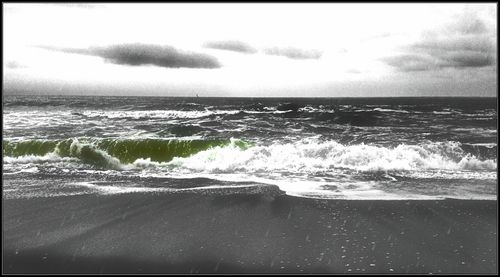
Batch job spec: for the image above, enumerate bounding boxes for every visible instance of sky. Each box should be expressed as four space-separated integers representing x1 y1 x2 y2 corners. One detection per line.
3 3 498 97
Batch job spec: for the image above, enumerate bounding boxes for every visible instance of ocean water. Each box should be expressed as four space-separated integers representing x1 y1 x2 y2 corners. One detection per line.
3 95 497 200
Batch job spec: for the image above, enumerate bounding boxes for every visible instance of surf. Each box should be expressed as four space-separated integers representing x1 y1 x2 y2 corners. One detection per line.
4 138 496 173
3 138 253 168
166 139 497 174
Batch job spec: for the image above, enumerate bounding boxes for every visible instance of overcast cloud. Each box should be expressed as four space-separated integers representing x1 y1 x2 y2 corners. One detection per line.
382 11 496 72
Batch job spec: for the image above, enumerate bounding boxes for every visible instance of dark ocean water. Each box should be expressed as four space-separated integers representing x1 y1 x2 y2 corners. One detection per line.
3 95 497 200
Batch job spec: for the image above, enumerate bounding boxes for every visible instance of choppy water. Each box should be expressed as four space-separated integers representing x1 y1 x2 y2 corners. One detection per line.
3 95 497 200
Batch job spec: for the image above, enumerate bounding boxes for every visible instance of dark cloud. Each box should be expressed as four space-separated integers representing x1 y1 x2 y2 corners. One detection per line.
436 50 493 68
383 13 496 72
383 48 494 72
382 54 444 72
203 40 257 54
263 47 322 60
36 44 221 69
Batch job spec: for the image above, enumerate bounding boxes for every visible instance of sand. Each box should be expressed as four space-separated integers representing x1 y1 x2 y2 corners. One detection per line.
3 187 497 274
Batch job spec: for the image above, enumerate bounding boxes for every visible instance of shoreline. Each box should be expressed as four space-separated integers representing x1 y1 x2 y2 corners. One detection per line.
3 190 498 274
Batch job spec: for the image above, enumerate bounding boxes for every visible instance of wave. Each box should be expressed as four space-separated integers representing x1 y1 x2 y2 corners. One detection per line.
373 108 410 113
3 138 252 169
168 125 207 136
460 143 498 160
3 153 78 164
311 111 380 126
79 110 242 119
433 111 453 115
4 138 496 175
166 139 497 174
463 142 497 148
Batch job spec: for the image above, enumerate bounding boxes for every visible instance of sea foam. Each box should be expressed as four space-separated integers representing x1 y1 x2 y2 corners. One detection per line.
167 139 497 174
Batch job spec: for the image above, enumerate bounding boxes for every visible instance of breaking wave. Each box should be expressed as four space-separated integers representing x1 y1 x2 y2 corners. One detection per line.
3 138 251 169
4 138 496 175
166 139 496 174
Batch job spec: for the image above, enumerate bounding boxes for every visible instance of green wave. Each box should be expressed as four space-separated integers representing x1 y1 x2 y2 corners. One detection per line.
3 138 253 166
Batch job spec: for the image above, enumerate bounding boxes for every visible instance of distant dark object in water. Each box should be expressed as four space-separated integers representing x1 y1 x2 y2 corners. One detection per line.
277 102 301 112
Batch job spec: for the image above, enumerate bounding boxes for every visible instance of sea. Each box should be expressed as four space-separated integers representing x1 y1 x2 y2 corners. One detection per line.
2 95 497 200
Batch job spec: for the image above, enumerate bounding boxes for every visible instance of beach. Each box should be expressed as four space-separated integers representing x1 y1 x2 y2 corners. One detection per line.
3 186 497 274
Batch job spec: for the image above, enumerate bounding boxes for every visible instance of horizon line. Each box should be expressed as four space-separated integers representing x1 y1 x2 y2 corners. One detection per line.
3 93 498 99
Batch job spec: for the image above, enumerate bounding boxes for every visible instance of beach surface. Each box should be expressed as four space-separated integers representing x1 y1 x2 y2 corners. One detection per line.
3 186 497 274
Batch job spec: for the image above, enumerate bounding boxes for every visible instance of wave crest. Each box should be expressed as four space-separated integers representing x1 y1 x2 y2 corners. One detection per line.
4 138 496 174
168 140 497 173
3 138 249 168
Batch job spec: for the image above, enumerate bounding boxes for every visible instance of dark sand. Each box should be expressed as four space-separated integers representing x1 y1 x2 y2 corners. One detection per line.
3 186 497 274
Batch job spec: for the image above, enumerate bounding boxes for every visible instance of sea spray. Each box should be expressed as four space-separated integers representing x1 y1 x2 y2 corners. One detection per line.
167 139 497 173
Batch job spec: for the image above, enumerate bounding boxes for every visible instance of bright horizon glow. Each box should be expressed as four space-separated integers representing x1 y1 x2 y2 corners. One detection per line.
3 3 497 97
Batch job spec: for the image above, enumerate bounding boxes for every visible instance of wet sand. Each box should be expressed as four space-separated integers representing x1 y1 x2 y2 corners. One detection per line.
3 187 497 274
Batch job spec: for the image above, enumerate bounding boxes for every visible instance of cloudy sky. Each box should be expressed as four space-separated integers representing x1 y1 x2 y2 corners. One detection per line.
3 3 497 97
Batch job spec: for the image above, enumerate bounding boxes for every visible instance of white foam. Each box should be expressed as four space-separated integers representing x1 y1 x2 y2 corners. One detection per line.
72 181 257 195
176 184 258 191
398 170 497 180
432 111 453 115
3 153 78 164
457 155 497 171
374 108 410 113
150 173 495 200
463 143 497 148
2 167 40 175
73 181 169 194
81 109 241 119
165 139 497 174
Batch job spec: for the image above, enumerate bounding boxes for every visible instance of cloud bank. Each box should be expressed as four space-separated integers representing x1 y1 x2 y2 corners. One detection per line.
263 47 322 60
37 44 221 69
383 12 496 72
203 40 257 54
